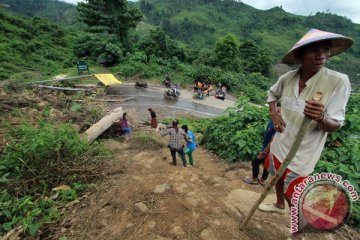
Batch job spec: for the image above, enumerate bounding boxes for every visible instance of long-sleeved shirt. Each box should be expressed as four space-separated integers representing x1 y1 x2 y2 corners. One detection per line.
160 127 188 150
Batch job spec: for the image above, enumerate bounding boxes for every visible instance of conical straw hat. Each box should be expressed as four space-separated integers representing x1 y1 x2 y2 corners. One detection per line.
282 29 354 64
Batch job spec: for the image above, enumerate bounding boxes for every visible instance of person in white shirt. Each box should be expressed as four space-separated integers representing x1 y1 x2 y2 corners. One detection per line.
258 29 353 240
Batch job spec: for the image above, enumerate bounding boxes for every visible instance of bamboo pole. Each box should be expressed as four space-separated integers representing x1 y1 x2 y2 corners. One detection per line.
240 92 322 229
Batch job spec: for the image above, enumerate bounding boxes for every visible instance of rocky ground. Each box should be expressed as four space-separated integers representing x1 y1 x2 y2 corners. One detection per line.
1 82 358 240
55 130 358 240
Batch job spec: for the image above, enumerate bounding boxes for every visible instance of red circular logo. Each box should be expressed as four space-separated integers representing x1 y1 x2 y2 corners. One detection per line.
299 181 351 231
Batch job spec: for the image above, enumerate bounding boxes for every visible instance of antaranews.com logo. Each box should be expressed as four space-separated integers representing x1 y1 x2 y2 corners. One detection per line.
290 172 358 233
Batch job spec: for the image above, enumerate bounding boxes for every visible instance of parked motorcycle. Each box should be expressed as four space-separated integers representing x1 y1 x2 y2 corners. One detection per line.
135 81 148 88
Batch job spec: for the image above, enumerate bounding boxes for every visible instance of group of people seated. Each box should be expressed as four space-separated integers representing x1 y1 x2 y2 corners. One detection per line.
192 81 213 99
192 81 226 100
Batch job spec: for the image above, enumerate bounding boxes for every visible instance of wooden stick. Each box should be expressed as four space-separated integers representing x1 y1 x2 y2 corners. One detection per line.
36 85 89 91
24 74 95 85
240 92 323 229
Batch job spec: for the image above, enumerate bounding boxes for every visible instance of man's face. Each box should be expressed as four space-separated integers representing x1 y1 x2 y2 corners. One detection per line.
299 42 331 74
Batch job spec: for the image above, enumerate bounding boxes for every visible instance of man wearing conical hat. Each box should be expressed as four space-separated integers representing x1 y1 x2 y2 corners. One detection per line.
259 29 353 239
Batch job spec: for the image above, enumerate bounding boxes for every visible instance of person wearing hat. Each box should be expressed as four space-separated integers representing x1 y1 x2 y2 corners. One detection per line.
259 29 353 239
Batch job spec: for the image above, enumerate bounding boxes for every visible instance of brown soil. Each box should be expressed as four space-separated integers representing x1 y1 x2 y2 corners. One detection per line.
1 86 357 240
54 126 358 240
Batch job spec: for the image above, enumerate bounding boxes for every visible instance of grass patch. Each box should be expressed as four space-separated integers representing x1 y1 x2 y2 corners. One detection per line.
129 132 163 151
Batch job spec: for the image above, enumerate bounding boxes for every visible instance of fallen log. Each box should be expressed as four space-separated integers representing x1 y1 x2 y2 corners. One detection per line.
82 107 123 143
37 85 89 91
74 84 97 89
24 74 94 85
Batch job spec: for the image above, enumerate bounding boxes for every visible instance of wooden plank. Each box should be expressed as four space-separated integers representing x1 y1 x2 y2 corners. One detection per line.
82 107 123 143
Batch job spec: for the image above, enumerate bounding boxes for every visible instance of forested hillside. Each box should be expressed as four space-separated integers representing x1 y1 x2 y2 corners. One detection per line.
0 8 75 80
0 0 78 25
2 0 359 85
138 0 360 84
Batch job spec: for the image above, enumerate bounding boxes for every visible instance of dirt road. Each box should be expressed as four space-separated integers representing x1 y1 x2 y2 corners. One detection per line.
57 127 354 240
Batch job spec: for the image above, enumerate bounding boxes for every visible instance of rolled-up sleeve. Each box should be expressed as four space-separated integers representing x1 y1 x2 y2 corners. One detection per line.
325 76 351 126
267 77 284 103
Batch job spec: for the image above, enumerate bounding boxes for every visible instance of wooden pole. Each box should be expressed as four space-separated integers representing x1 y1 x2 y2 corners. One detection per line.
24 74 95 85
82 107 123 143
37 85 90 91
240 92 322 229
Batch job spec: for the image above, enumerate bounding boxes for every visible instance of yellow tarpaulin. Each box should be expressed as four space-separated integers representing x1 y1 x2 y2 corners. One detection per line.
94 74 122 86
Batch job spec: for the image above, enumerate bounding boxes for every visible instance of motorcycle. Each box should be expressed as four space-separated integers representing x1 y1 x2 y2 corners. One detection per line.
135 80 148 88
164 88 179 100
193 90 205 100
170 83 180 97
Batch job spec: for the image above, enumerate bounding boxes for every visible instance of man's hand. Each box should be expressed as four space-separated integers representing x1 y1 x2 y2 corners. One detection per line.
271 111 286 133
257 151 266 159
269 101 286 133
304 100 325 122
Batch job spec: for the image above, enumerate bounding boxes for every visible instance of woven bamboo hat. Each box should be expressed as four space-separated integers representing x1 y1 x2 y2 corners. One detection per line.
282 28 354 64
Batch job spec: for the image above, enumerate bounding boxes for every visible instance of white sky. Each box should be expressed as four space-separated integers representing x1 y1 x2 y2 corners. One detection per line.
62 0 360 24
240 0 360 24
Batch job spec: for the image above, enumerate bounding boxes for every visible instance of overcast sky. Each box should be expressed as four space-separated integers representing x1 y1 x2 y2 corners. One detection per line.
63 0 360 24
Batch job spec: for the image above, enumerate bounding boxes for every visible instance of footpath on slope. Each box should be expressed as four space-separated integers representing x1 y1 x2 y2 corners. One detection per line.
55 125 354 240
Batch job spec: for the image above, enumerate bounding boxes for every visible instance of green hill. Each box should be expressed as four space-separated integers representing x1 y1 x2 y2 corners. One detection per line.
0 8 75 80
138 0 360 84
1 0 360 86
0 0 78 25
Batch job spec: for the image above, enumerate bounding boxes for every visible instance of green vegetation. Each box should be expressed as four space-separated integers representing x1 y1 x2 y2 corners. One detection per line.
0 0 78 25
129 132 163 150
1 0 360 235
190 95 360 228
139 0 360 85
78 0 142 45
0 122 113 236
0 9 76 81
2 0 360 87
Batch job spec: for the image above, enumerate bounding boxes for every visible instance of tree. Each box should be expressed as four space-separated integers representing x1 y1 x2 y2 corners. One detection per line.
214 34 240 71
238 40 272 76
138 28 185 62
77 0 142 45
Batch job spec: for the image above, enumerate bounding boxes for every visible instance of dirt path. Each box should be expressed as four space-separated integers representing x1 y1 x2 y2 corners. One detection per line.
57 126 355 240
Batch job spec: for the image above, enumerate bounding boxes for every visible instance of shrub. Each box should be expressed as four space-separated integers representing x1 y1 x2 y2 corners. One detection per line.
1 122 113 195
201 96 268 162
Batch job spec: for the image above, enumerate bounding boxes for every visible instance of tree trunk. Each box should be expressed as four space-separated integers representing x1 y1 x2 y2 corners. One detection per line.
82 107 123 143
